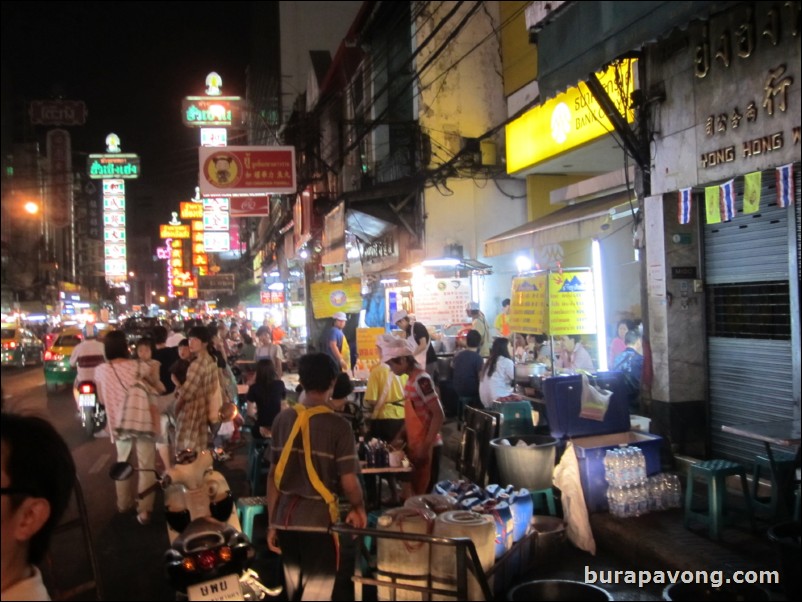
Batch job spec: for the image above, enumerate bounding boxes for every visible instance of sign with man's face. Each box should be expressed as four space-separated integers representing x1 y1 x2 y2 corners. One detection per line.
198 146 296 196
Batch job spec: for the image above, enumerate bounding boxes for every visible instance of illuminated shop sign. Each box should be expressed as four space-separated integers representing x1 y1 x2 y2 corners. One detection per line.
180 201 204 220
181 97 243 127
88 154 141 179
506 59 636 173
160 224 191 239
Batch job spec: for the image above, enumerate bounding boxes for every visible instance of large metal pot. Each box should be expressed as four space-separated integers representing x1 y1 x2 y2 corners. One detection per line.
514 362 547 380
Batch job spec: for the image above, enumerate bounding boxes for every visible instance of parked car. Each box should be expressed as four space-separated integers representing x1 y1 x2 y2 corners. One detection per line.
1 326 44 368
44 329 83 391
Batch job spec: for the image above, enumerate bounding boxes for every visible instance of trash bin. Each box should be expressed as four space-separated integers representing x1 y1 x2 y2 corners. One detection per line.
767 520 801 601
490 435 558 490
662 582 769 601
507 579 613 601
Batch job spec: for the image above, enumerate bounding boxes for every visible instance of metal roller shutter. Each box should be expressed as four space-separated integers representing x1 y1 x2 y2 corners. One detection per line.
704 166 800 465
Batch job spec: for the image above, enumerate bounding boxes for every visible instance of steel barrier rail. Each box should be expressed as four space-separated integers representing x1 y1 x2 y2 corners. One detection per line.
331 522 495 601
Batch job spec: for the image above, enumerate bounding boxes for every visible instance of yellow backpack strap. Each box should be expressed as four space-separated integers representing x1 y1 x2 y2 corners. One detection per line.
274 404 340 524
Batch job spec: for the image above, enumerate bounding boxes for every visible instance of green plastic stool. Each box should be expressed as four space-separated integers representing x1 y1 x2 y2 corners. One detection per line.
751 452 797 520
236 496 267 542
684 459 754 540
530 488 557 516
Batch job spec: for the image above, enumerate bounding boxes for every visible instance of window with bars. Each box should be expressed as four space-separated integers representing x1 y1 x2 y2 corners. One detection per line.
706 281 791 339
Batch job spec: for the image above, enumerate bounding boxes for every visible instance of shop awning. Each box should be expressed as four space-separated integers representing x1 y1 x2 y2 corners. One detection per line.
483 193 633 257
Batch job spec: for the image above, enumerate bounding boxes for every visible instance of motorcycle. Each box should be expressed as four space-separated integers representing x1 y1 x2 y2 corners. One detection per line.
76 380 106 439
109 449 273 600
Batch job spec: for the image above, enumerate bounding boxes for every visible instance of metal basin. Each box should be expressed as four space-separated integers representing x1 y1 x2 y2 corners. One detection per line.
507 580 613 601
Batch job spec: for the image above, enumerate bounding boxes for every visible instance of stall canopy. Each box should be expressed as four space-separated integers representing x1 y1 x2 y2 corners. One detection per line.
483 193 633 258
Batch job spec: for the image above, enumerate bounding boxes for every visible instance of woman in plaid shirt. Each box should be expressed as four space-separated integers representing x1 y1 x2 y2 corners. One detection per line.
174 327 218 453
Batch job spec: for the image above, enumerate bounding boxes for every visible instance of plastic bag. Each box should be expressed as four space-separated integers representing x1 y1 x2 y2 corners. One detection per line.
579 373 612 421
553 441 596 555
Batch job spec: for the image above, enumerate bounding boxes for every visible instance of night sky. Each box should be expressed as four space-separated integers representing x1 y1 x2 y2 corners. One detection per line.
2 1 253 243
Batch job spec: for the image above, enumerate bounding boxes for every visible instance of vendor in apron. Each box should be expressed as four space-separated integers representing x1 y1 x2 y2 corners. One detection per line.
267 353 367 601
381 336 445 496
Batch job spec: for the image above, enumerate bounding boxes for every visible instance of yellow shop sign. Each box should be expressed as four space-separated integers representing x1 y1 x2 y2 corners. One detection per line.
506 59 636 173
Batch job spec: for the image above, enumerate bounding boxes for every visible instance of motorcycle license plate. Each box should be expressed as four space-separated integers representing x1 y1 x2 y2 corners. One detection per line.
78 394 96 408
187 573 242 601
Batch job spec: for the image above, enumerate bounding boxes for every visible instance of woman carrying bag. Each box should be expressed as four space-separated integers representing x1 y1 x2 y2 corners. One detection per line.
94 330 158 525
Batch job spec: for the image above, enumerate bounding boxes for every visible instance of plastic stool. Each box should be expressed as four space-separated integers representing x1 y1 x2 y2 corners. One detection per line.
236 496 266 542
751 452 797 520
530 488 557 516
684 459 754 540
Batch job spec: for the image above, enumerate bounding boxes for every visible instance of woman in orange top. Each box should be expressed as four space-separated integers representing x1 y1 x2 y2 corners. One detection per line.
382 337 445 495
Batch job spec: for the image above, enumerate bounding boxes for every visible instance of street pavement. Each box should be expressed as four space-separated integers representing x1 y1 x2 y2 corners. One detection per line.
2 366 794 601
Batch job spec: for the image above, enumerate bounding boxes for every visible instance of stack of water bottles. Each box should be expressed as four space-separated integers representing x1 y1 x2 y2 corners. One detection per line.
604 445 682 517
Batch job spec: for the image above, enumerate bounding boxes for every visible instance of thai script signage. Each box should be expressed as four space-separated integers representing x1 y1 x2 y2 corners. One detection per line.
182 97 243 127
180 201 204 220
160 223 191 239
509 270 596 335
29 100 87 126
88 154 140 179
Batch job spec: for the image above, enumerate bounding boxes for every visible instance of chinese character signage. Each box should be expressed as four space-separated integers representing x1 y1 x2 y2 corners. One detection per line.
102 177 127 280
198 146 296 196
88 154 141 179
46 129 72 228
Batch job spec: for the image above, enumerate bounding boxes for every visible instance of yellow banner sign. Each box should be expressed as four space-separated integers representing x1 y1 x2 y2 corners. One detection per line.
160 224 190 239
548 270 596 336
310 279 362 319
509 274 548 334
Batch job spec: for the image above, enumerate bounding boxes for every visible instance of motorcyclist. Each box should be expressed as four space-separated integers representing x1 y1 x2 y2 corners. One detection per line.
69 324 106 415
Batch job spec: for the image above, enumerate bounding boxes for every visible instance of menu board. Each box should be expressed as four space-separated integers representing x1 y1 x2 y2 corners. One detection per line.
509 269 596 335
548 270 596 335
310 279 363 318
509 273 548 334
353 327 385 379
413 277 471 325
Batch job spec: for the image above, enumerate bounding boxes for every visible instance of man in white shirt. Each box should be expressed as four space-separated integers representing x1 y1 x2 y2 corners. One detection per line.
69 327 106 411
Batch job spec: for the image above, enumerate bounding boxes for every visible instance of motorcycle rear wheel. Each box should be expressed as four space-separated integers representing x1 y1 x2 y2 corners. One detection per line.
82 408 95 439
